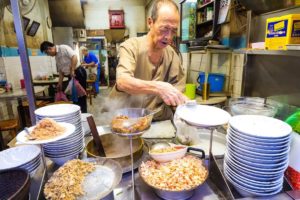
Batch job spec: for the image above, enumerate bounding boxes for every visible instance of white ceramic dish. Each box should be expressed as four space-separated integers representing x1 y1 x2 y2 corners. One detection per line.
224 162 283 188
225 149 288 169
229 115 292 138
227 138 290 158
224 170 283 197
225 159 283 182
149 144 187 163
229 126 291 143
225 150 289 172
35 104 80 117
176 104 231 127
0 145 41 171
17 122 75 145
227 134 290 154
228 129 290 149
225 156 287 176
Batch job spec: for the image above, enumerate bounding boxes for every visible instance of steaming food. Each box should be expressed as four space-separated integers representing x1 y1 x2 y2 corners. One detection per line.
111 115 150 133
44 159 96 200
150 146 185 154
26 118 65 140
140 155 208 191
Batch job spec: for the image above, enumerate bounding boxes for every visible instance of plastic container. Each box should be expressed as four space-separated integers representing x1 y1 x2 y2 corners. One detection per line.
265 14 300 50
228 97 278 117
197 72 225 93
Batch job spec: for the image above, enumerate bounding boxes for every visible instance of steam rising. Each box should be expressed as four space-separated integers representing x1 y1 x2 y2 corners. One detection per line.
93 95 146 126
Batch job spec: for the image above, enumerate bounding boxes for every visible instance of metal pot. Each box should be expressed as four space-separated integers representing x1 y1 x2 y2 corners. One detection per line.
139 148 208 200
86 133 144 172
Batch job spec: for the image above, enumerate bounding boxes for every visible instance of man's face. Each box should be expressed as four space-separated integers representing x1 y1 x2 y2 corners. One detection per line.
82 49 88 56
148 4 179 49
44 46 56 57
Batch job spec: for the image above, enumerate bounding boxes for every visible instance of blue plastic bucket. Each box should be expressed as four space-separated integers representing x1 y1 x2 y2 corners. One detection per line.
197 72 225 93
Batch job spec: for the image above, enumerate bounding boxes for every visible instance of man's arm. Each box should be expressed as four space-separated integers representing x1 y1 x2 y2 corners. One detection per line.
70 55 77 77
81 61 96 68
117 76 186 107
57 70 64 91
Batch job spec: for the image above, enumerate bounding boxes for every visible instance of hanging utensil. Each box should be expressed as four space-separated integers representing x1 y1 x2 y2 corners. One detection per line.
87 116 106 157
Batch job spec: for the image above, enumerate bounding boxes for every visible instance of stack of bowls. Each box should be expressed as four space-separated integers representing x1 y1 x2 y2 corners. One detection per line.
34 104 84 165
0 145 41 176
0 169 30 200
224 115 292 197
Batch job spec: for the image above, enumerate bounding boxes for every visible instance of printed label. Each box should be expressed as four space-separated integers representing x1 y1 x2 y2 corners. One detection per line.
292 20 300 37
267 20 288 38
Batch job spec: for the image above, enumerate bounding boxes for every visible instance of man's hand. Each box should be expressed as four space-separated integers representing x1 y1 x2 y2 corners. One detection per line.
57 82 62 92
70 71 76 78
156 82 187 107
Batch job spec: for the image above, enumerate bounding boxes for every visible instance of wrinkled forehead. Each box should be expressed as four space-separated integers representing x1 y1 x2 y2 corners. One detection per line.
155 4 179 25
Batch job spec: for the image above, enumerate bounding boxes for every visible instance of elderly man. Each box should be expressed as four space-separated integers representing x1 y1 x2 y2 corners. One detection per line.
40 41 87 113
80 46 101 94
109 0 187 120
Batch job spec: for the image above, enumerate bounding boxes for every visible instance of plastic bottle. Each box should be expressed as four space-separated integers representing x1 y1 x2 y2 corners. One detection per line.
207 7 213 21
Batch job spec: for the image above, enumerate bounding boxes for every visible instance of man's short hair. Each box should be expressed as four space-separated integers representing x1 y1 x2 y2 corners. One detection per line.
40 41 55 53
151 0 179 22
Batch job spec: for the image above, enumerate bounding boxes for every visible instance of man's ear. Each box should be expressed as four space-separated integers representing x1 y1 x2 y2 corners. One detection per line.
147 17 153 29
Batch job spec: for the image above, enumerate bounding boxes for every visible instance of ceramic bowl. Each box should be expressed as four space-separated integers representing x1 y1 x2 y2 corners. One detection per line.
149 144 187 163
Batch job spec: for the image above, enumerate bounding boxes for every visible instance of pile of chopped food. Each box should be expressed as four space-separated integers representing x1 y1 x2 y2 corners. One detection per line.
111 115 149 133
44 159 96 200
150 146 185 154
26 118 65 140
140 155 208 191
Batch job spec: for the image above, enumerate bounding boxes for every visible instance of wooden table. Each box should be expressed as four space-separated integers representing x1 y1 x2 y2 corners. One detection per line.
0 86 47 128
33 77 68 97
196 95 227 106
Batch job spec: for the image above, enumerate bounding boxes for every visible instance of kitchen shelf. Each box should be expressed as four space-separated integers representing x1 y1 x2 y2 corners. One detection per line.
234 49 300 57
197 19 213 26
197 0 214 10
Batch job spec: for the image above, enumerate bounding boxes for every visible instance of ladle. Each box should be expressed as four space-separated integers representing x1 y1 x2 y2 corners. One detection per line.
87 116 106 157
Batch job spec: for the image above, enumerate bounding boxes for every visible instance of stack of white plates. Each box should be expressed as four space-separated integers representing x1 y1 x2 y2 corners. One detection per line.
0 145 41 176
225 115 292 197
34 104 84 165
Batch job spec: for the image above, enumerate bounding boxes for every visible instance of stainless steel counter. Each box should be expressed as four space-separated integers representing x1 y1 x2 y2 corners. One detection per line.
32 137 296 200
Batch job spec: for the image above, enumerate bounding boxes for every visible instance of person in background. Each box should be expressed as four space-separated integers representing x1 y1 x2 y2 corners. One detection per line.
80 46 101 94
40 41 87 113
109 0 187 121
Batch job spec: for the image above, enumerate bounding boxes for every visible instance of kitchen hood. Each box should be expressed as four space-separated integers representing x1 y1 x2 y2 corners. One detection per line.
238 0 295 14
48 0 85 28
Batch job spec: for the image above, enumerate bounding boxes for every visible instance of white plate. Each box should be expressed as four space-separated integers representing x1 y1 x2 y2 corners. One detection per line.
224 163 283 187
0 145 41 171
227 134 289 154
17 122 75 145
226 139 290 158
225 150 288 172
228 128 291 146
229 115 292 138
35 104 80 117
176 105 231 127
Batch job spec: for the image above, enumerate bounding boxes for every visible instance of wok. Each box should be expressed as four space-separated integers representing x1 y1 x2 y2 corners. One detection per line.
139 148 209 200
86 133 144 172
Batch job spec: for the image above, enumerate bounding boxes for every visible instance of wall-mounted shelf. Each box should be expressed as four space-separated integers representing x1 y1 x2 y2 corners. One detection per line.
197 0 214 10
197 19 213 26
234 49 300 57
